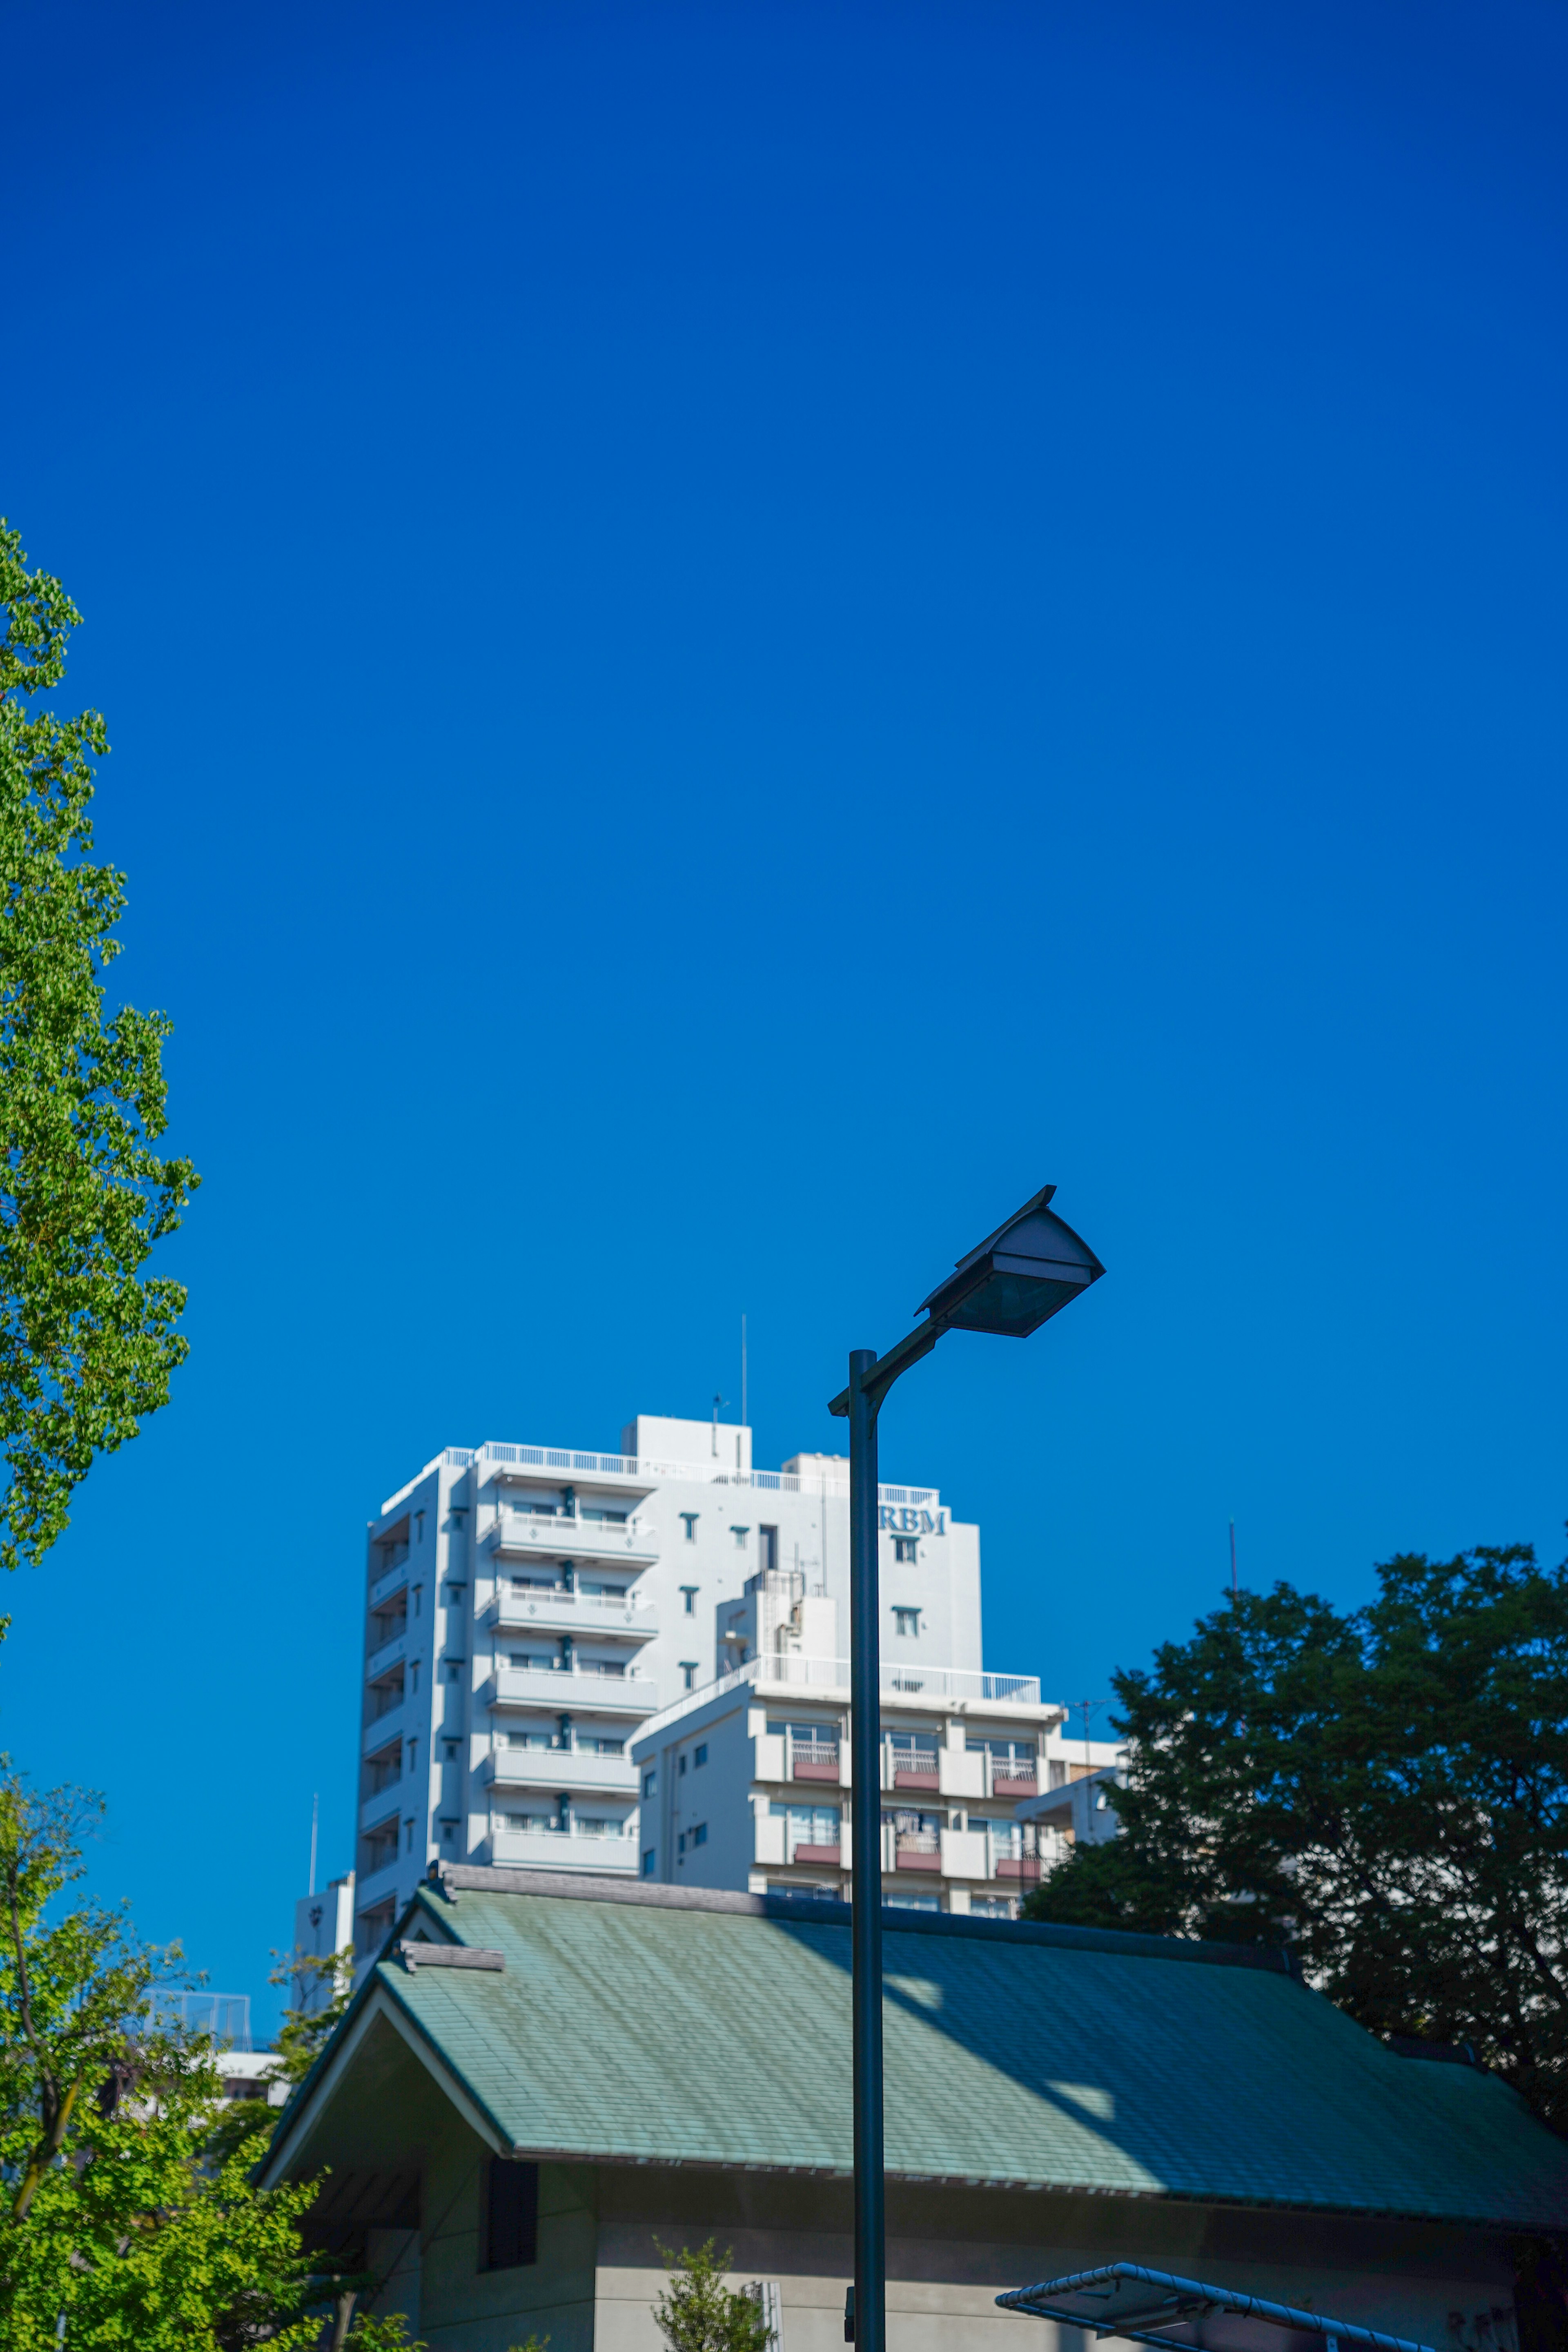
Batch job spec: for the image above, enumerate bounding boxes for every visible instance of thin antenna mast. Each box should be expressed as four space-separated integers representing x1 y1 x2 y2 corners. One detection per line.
308 1792 319 1898
741 1313 748 1433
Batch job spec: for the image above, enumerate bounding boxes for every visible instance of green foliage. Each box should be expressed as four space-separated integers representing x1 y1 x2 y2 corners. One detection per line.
207 1941 358 2163
0 1765 327 2347
653 2239 773 2352
0 521 198 1583
1024 1542 1568 2129
343 2317 426 2350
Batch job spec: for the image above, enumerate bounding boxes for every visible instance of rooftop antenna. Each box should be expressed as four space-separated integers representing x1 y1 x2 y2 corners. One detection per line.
1229 1517 1238 1598
307 1792 318 1898
741 1312 748 1433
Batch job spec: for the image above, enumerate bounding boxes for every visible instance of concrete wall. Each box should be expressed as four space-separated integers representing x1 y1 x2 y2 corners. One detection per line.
591 2168 1515 2352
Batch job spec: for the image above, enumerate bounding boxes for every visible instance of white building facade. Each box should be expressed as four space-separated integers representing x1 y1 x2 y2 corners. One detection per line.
350 1414 985 1960
352 1411 1114 1947
629 1573 1111 1914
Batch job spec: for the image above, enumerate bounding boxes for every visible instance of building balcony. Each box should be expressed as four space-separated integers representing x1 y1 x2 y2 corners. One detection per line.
891 1766 939 1793
488 1826 638 1875
483 1512 659 1567
481 1666 659 1716
753 1815 851 1870
483 1747 639 1796
791 1742 842 1784
359 1792 403 1836
353 1853 406 1917
369 1561 410 1610
996 1855 1043 1883
991 1768 1038 1799
362 1702 410 1754
893 1838 942 1872
365 1633 408 1683
485 1587 657 1641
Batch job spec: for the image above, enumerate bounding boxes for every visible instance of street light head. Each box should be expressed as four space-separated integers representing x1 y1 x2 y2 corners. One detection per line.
916 1184 1104 1339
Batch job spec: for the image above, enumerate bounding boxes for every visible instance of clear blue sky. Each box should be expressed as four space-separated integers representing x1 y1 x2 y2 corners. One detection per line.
3 0 1565 2032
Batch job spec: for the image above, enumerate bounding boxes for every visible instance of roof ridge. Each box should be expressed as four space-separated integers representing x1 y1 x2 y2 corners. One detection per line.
422 1864 1297 1974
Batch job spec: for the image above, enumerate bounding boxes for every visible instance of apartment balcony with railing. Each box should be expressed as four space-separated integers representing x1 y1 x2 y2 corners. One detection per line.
753 1809 1054 1888
748 1726 1040 1799
485 1584 657 1641
487 1823 639 1874
365 1631 408 1684
483 1511 659 1567
480 1663 659 1715
369 1559 410 1610
483 1744 639 1796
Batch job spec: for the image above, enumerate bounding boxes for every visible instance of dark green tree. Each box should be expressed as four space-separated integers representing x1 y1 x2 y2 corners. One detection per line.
1025 1542 1568 2131
0 522 198 1590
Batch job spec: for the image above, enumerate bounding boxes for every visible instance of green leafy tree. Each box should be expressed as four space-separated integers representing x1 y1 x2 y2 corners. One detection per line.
1024 1542 1568 2129
0 1766 326 2347
208 1942 358 2164
653 2239 773 2352
0 522 198 1588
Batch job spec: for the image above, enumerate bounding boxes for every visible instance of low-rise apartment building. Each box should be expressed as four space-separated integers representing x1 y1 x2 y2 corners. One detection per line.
629 1569 1115 1915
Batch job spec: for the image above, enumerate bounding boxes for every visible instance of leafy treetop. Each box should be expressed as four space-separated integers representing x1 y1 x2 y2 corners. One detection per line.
1025 1540 1568 2132
0 520 198 1585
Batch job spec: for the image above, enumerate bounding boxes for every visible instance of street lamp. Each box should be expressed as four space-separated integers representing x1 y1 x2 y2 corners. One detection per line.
828 1185 1103 2352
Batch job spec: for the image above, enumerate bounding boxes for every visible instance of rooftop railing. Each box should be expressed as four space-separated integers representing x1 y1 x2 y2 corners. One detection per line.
638 1655 1045 1742
382 1442 939 1515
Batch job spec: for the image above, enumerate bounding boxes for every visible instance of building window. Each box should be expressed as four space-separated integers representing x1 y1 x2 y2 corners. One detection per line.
692 1822 708 1846
680 1662 698 1691
680 1514 699 1542
730 1526 749 1548
642 1849 656 1876
758 1525 778 1572
677 1831 686 1854
443 1740 459 1762
483 2158 539 2271
694 1744 708 1768
893 1607 920 1637
678 1753 687 1775
404 1820 415 1851
681 1586 698 1615
642 1769 657 1797
440 1820 457 1843
447 1659 463 1681
893 1537 918 1564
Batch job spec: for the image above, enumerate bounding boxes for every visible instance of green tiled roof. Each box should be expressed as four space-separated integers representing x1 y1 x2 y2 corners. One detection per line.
347 1875 1568 2231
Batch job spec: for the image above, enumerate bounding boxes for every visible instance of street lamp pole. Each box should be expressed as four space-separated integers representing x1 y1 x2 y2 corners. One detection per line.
846 1348 884 2352
829 1187 1104 2352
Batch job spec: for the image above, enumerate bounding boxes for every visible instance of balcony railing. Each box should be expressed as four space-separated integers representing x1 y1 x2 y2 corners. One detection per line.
486 1586 656 1636
641 1655 1044 1744
369 1561 410 1610
365 1633 407 1682
483 1666 659 1715
386 1440 944 1512
488 1824 639 1874
791 1741 841 1782
483 1513 659 1564
484 1746 639 1793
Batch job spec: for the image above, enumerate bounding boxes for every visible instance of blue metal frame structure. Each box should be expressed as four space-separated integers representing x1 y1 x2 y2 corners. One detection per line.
996 2264 1433 2352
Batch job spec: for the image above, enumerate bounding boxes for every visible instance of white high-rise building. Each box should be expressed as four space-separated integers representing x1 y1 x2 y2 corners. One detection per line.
351 1413 988 1959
